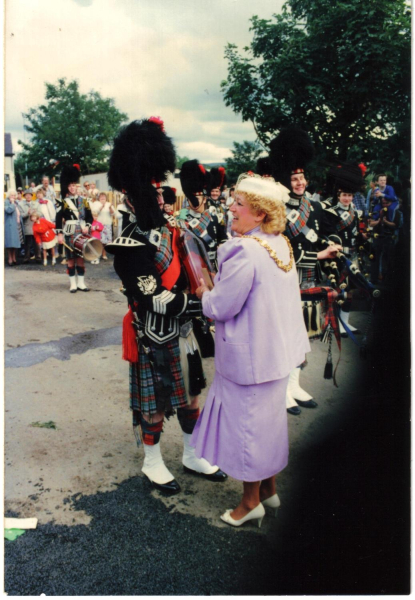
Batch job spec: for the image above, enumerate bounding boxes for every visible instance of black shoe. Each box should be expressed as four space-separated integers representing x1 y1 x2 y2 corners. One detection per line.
295 399 318 408
77 287 90 292
183 465 228 482
145 475 181 495
287 406 301 416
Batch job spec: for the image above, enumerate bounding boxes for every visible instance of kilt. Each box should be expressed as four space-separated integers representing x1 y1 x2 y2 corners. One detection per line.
129 336 188 417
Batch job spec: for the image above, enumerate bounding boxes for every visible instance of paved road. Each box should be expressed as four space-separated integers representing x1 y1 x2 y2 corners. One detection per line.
4 257 410 595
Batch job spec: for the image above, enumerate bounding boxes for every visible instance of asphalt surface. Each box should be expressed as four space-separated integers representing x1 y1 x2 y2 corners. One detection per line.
4 249 410 595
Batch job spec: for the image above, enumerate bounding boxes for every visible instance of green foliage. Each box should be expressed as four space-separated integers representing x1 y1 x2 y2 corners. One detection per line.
225 140 264 183
17 78 128 182
222 0 411 179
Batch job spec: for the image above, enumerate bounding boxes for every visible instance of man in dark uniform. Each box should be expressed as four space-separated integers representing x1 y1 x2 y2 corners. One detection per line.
106 119 226 494
269 127 342 415
321 164 365 335
56 164 93 292
178 160 228 269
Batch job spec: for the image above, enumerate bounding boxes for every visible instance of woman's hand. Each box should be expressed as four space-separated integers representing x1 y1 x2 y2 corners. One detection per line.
195 278 209 299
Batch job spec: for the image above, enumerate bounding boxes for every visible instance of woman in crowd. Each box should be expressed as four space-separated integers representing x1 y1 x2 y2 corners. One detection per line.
19 190 39 263
192 174 310 527
91 192 115 261
4 190 24 266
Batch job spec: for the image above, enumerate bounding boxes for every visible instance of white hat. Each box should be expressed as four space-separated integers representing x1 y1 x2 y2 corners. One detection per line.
235 173 291 204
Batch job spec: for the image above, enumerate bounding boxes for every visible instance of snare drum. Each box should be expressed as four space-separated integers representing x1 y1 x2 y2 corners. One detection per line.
72 234 104 261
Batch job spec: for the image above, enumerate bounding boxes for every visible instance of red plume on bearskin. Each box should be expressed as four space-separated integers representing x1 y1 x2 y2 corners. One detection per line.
333 162 365 195
180 159 208 208
269 126 314 189
60 164 81 199
358 163 367 177
207 166 227 195
108 119 176 231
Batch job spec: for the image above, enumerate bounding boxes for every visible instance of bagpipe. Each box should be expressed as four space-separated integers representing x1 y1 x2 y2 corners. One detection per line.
319 236 380 358
165 215 217 358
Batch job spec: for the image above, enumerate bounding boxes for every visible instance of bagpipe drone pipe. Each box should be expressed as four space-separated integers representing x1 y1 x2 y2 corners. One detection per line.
319 235 381 356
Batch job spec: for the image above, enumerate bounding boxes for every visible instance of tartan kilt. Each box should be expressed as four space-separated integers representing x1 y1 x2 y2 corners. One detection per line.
129 336 188 417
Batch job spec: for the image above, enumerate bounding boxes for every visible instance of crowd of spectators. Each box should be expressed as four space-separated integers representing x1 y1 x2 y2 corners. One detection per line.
3 176 121 267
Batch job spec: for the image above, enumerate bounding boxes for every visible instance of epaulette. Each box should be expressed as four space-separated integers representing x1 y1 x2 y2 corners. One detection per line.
108 236 145 248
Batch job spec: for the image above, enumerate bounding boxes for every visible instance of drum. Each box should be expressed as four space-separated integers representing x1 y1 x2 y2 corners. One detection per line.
72 234 103 261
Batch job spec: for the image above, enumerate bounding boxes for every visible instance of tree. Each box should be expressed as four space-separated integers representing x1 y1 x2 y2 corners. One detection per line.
225 140 264 183
16 78 128 182
221 0 411 179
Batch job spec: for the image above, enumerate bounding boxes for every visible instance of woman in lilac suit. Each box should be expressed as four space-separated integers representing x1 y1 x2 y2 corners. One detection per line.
192 174 310 528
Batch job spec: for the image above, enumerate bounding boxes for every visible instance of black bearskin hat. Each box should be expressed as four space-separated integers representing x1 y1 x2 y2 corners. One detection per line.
269 126 314 189
60 164 81 199
161 186 177 205
331 162 365 197
108 118 176 231
256 156 272 177
179 159 208 208
207 167 226 195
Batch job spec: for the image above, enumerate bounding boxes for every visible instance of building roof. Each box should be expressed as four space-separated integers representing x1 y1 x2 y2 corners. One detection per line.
5 133 14 156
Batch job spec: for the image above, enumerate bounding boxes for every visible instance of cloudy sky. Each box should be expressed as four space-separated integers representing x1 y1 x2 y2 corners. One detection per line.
5 0 285 164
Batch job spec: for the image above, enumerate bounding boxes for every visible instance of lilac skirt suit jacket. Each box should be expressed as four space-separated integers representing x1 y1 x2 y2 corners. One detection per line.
191 228 310 481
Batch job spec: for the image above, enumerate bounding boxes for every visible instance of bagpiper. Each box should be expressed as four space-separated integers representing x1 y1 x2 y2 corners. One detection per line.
178 160 228 269
106 118 227 494
321 164 365 335
269 127 342 415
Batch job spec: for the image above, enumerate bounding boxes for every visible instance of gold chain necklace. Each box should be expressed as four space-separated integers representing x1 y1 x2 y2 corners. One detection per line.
241 234 294 272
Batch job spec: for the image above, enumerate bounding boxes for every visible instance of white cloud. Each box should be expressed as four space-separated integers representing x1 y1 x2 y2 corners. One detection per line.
5 0 285 163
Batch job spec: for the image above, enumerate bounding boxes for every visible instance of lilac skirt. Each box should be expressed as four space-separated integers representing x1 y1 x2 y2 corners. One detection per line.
191 373 289 482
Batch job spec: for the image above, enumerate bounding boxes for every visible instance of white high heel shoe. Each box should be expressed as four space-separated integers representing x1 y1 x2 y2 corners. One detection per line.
220 503 265 528
261 493 281 516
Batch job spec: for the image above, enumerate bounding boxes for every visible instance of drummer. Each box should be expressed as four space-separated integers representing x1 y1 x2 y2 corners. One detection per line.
56 164 93 293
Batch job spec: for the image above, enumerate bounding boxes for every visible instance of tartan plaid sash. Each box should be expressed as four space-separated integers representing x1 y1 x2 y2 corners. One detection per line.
153 226 173 276
285 195 311 240
334 205 355 232
185 211 212 239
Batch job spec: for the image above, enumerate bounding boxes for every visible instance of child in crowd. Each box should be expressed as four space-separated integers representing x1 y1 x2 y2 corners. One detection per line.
36 188 56 223
90 211 104 264
31 211 57 266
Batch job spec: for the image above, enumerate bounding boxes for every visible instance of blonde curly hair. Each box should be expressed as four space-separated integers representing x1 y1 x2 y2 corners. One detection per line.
238 191 287 234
